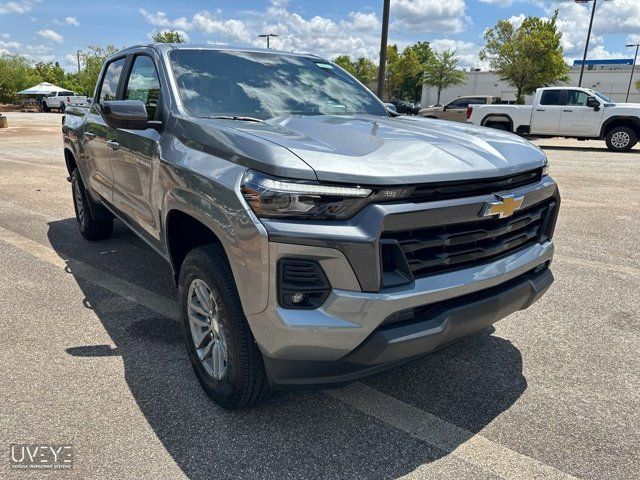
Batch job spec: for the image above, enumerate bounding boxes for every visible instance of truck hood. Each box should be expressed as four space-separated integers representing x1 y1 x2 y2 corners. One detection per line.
229 115 546 185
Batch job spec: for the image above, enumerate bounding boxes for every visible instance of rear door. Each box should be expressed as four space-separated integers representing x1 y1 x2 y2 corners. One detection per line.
83 57 126 205
109 53 163 248
531 89 564 135
441 98 472 122
559 89 603 137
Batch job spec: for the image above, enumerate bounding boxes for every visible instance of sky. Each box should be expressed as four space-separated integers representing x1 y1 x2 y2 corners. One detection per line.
1 0 640 71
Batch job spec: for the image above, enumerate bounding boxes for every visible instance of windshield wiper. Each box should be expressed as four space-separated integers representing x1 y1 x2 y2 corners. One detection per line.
207 115 265 123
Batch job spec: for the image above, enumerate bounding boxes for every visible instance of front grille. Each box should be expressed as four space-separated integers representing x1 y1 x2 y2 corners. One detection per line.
382 198 554 279
405 168 542 203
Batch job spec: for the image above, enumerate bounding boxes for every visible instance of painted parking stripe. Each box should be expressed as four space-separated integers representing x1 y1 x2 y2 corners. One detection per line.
0 224 580 479
0 226 179 320
329 383 578 480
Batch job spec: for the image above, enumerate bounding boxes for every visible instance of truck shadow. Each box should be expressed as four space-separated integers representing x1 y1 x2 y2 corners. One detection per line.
48 218 527 480
535 144 640 153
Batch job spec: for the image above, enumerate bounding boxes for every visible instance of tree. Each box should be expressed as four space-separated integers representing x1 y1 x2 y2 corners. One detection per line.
76 45 120 96
635 79 640 92
352 57 377 87
397 46 425 102
423 50 466 105
152 30 187 43
480 12 569 104
333 55 356 75
0 54 42 103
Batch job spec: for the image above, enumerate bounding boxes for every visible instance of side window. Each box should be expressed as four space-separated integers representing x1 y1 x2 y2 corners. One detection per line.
566 90 589 106
448 99 468 109
471 97 487 104
125 55 161 120
540 90 563 106
99 58 126 103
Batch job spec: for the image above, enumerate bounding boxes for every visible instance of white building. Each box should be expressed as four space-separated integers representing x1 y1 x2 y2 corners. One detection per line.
421 67 640 107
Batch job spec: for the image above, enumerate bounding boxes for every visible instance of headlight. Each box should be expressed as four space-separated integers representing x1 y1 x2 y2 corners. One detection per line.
241 170 405 220
542 159 549 176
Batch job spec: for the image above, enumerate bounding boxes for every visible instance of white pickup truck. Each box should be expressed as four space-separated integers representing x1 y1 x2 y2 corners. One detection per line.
467 87 640 152
42 91 88 113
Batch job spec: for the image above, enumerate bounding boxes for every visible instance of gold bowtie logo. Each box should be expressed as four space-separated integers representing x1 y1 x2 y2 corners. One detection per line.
481 194 524 219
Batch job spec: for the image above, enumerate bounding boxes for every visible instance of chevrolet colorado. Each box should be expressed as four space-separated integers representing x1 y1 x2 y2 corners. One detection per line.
467 86 640 151
62 44 560 409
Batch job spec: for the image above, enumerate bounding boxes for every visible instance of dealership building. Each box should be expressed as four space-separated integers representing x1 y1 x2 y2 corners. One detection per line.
421 59 640 106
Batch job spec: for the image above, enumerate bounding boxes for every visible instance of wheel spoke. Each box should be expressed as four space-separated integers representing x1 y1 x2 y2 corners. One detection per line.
194 283 210 311
197 337 213 361
188 300 209 319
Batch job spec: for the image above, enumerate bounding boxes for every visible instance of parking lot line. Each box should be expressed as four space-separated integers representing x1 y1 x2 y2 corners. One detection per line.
0 226 179 320
0 223 579 479
0 157 66 169
329 384 578 480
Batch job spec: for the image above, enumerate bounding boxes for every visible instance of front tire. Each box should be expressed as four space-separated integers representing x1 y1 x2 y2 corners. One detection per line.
179 244 269 409
606 126 637 152
71 169 113 240
59 102 66 113
42 103 50 112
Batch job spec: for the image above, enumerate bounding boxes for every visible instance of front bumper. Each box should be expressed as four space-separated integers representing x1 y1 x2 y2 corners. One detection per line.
243 176 559 388
262 265 552 388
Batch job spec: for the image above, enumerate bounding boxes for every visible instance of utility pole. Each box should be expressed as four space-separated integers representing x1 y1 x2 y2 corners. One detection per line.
76 50 81 73
575 0 610 87
376 0 390 100
258 33 278 50
625 43 639 102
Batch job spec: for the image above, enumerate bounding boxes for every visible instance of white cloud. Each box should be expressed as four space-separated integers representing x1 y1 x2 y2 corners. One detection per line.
507 13 526 30
0 1 33 15
54 17 78 26
1 32 10 39
391 0 467 34
479 0 514 7
37 29 63 44
542 0 640 61
430 38 490 70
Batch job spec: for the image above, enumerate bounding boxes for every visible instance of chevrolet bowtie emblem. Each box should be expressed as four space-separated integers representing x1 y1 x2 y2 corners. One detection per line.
481 194 524 219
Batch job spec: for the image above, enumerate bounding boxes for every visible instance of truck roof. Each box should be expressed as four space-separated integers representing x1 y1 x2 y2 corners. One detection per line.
114 43 324 60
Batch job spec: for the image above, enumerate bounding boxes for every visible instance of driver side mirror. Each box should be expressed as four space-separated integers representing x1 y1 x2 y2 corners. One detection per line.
100 100 160 130
586 96 600 111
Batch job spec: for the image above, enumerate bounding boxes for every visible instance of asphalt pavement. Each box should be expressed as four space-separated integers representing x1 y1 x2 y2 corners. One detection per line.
1 112 638 479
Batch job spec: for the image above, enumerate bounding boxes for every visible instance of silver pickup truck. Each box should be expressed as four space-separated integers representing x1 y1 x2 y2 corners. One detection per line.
62 44 560 409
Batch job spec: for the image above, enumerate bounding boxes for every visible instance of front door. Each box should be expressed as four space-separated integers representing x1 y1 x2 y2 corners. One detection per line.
559 90 603 137
531 89 564 135
441 98 470 122
110 54 163 249
83 57 126 206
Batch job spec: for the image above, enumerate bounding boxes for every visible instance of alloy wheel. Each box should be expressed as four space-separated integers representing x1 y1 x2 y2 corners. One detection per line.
187 278 228 381
611 131 630 149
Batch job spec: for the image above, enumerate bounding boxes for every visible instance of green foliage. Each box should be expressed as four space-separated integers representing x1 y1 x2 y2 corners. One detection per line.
635 79 640 92
333 55 378 88
480 11 569 104
76 45 120 96
0 54 43 103
423 50 466 104
152 30 187 43
333 55 356 75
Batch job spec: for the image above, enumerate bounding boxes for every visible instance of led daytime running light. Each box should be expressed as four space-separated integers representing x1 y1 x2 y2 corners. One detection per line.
259 178 372 197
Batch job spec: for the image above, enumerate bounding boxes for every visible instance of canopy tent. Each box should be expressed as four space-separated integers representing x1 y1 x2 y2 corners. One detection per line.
17 82 67 95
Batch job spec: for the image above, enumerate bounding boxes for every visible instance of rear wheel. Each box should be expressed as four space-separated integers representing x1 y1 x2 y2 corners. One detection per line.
179 244 269 409
59 102 66 113
605 126 637 152
71 169 113 240
486 121 509 131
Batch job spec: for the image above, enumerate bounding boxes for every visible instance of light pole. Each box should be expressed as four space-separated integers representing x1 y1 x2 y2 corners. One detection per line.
376 0 390 100
625 43 639 102
575 0 610 87
258 33 278 50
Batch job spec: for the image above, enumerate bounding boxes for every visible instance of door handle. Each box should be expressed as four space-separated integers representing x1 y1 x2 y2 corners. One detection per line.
562 109 573 112
535 109 546 112
106 140 120 151
84 132 96 140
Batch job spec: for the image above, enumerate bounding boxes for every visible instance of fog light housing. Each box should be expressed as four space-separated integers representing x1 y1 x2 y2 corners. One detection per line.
278 258 331 309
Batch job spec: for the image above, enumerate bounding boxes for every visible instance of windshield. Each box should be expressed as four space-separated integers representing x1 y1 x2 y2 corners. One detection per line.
169 50 387 119
590 90 613 103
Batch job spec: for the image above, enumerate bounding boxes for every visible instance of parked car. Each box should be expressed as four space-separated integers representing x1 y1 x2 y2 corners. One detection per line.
42 91 88 112
384 102 397 113
467 87 640 151
62 44 559 408
389 99 420 115
419 95 502 123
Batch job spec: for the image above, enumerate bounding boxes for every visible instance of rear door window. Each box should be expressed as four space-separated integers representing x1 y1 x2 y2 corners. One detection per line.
540 90 563 106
